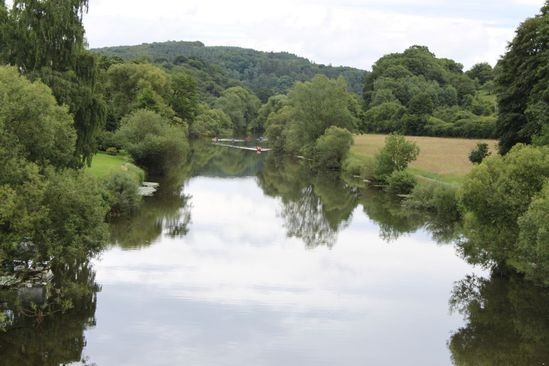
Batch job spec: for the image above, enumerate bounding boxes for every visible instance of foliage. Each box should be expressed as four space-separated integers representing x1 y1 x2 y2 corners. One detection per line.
0 67 76 169
93 40 365 100
266 75 359 155
106 62 175 125
466 63 494 86
170 70 199 123
495 2 549 154
309 126 353 170
214 86 261 135
103 172 142 218
516 181 549 283
189 104 232 138
459 144 549 282
254 94 288 134
362 46 496 138
469 143 491 164
374 134 420 181
2 2 106 165
385 170 416 195
115 109 189 176
405 182 460 220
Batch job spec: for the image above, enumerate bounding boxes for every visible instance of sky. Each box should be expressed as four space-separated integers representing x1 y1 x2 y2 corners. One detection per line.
83 0 546 70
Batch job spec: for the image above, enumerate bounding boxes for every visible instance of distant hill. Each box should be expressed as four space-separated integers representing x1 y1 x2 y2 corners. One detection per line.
93 41 366 101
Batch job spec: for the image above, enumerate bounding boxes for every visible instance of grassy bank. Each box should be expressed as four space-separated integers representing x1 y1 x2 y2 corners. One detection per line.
86 152 145 183
351 134 498 184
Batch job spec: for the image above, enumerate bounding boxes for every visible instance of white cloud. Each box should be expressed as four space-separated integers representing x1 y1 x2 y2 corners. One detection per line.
82 0 544 69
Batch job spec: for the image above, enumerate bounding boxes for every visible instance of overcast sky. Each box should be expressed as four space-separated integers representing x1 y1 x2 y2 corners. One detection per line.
83 0 545 70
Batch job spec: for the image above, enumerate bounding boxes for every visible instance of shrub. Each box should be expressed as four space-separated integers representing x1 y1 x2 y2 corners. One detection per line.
469 143 490 164
385 170 416 195
310 126 353 170
103 172 142 218
105 147 118 155
405 183 460 219
116 110 189 176
96 130 124 151
374 134 419 181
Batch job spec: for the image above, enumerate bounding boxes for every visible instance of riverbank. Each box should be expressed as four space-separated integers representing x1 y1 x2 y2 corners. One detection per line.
351 134 498 184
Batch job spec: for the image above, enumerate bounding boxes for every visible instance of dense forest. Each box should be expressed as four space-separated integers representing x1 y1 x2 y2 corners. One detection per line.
94 41 365 101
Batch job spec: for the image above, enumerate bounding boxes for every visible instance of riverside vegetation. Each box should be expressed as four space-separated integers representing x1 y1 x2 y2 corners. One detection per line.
0 0 548 359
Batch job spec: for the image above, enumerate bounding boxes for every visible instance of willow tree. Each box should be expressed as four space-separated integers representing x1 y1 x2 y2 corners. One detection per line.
2 0 106 166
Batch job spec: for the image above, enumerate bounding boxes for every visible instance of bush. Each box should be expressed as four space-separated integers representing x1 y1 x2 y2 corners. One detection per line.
96 130 124 151
116 109 189 176
105 147 118 155
385 170 416 195
374 134 419 181
103 172 142 218
405 182 460 219
469 143 490 164
310 126 353 170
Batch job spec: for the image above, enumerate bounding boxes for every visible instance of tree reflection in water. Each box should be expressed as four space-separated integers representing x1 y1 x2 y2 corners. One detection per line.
0 260 99 365
449 271 549 365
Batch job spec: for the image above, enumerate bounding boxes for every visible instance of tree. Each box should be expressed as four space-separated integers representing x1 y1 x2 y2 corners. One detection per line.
214 86 260 135
2 1 106 165
190 104 232 138
4 0 89 73
459 144 549 282
469 143 491 164
310 126 353 170
0 66 76 169
106 62 175 124
170 70 199 122
280 75 358 154
516 181 549 284
466 63 494 85
115 109 189 175
495 2 549 154
374 134 420 180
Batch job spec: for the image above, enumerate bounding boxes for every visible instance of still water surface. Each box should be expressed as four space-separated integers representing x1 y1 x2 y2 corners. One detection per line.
4 146 547 365
83 148 482 366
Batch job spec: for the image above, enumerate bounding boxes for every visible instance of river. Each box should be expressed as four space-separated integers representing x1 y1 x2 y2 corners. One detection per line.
1 144 547 365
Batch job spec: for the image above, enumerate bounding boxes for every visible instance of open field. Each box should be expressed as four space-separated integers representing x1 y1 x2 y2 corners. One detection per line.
352 134 498 183
86 152 144 183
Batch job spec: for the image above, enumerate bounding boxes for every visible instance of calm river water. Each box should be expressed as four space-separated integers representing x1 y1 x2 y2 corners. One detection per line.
2 144 548 365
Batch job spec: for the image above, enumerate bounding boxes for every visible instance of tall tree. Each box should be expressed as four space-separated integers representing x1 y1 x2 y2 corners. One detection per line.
2 0 106 166
495 1 549 154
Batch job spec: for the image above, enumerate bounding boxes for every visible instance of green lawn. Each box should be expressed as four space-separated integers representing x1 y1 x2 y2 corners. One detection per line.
86 152 144 183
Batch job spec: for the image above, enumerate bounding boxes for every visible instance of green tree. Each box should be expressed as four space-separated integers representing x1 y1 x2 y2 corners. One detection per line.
466 63 494 86
2 1 106 165
279 75 358 154
115 109 189 175
106 62 175 124
214 86 260 135
190 104 232 138
469 143 491 164
495 2 549 153
0 66 76 169
516 181 549 283
374 134 420 181
459 144 549 282
170 70 199 122
310 126 353 170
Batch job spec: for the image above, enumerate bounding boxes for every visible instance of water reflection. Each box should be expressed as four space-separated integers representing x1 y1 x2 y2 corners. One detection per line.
449 271 549 365
0 261 99 365
1 147 546 365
